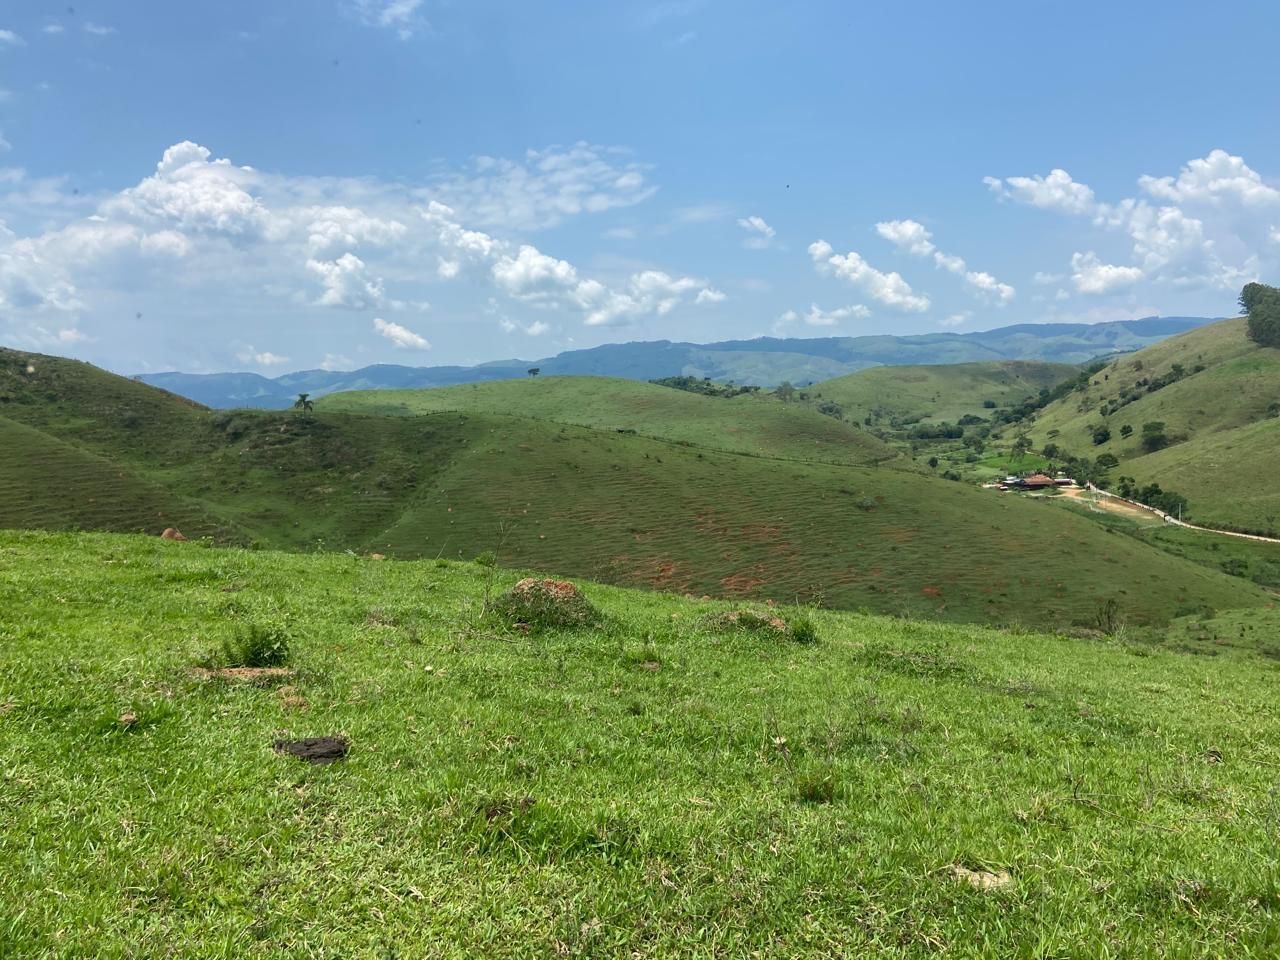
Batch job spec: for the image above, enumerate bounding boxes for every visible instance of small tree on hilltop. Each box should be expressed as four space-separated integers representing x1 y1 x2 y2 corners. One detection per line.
1241 282 1280 348
527 367 540 378
294 393 314 413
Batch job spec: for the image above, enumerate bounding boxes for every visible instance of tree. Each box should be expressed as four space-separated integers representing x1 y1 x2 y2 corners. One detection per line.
1119 424 1133 439
927 456 939 470
1091 426 1111 445
1141 421 1168 453
775 381 796 402
1241 282 1280 348
1095 453 1120 469
527 367 540 377
293 393 314 413
1011 436 1031 461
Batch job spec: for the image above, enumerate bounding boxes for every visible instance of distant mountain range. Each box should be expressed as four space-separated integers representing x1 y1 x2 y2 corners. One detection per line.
136 316 1216 409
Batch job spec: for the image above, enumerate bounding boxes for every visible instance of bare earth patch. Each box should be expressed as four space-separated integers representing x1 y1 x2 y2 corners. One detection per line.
191 666 294 685
948 864 1013 891
274 736 348 764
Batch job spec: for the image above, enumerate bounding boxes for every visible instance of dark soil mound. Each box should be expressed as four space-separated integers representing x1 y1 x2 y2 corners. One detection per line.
273 735 349 764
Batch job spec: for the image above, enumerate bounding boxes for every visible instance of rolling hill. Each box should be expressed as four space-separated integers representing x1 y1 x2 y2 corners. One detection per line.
811 360 1078 429
1023 318 1280 532
323 375 899 466
134 316 1214 408
1 345 1273 629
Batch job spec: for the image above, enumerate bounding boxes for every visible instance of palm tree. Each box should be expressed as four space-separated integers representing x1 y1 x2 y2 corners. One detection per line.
294 393 314 413
527 367 540 378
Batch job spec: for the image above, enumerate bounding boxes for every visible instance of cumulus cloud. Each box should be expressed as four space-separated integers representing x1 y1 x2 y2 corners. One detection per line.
0 139 721 364
373 317 430 349
306 252 385 308
800 303 869 326
737 214 775 249
939 312 970 328
1070 252 1144 294
809 240 930 312
984 169 1096 214
875 219 1015 304
988 151 1280 291
431 143 657 231
236 344 290 367
0 30 23 46
1139 149 1280 207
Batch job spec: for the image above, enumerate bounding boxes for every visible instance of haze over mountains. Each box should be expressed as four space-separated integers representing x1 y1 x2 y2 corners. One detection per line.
136 316 1213 409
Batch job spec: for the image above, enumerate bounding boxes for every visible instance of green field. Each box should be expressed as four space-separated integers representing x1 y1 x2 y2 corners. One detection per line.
812 360 1076 428
1024 318 1280 531
1 346 1273 630
324 375 898 466
3 529 1280 957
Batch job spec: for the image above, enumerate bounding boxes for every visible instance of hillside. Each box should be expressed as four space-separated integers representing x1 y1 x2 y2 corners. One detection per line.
4 529 1280 956
323 375 899 466
0 347 1273 630
134 316 1213 408
1024 318 1280 532
812 360 1077 429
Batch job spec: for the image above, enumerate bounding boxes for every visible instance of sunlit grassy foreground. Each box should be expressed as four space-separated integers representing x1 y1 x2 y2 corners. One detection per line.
3 530 1280 957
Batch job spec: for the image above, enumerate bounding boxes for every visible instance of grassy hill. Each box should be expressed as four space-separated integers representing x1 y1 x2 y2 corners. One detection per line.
812 360 1077 428
322 375 899 466
3 529 1280 956
1023 318 1280 531
1 346 1273 629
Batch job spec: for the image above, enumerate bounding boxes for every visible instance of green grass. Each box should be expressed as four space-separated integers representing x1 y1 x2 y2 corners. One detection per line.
1025 318 1280 530
812 360 1077 428
4 529 1280 957
324 375 899 466
0 347 1272 630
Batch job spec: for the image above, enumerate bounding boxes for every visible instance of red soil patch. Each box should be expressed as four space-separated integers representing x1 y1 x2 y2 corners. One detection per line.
720 571 767 595
921 585 942 598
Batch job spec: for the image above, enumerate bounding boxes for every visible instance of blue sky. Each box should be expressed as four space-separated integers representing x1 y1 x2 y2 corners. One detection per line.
2 1 1279 374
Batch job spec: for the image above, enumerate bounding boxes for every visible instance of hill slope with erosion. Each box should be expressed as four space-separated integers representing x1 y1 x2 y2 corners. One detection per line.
0 346 1271 629
3 529 1280 956
1024 318 1280 532
323 375 899 466
811 360 1078 430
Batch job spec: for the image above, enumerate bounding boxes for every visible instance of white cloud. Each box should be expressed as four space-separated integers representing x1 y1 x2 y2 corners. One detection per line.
1070 251 1143 294
436 257 460 279
695 287 726 304
875 219 935 256
56 327 88 343
984 169 1096 214
41 23 64 35
1139 150 1280 208
373 317 430 350
431 143 657 231
0 30 23 46
236 344 290 367
737 214 776 249
306 252 386 308
939 312 970 328
670 203 732 224
1055 288 1071 301
319 353 354 371
351 0 426 38
83 22 116 36
809 241 930 312
801 302 869 326
524 320 550 336
875 218 1015 304
1033 271 1064 285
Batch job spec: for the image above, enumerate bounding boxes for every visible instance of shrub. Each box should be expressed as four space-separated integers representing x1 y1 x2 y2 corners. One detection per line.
789 613 820 645
489 578 601 630
1092 426 1111 445
473 550 497 568
217 621 291 668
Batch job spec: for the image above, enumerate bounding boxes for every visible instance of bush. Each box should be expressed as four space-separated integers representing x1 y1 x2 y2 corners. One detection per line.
217 621 291 668
473 550 496 568
489 578 601 630
789 613 820 645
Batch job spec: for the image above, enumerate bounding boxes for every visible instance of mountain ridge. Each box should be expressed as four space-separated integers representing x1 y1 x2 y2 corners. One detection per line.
135 315 1215 409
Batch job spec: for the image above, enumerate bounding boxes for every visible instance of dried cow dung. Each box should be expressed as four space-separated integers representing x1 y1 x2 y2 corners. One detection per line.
273 735 349 764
